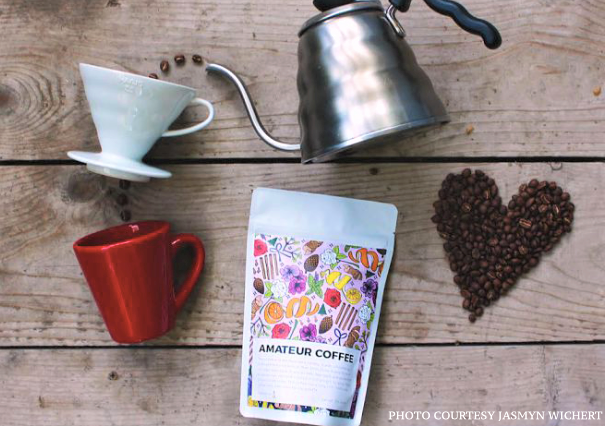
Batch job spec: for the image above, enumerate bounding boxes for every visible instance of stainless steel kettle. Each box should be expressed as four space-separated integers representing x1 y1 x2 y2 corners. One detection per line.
207 0 501 163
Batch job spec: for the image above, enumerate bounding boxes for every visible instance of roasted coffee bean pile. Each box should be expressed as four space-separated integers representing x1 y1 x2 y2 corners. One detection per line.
432 169 574 323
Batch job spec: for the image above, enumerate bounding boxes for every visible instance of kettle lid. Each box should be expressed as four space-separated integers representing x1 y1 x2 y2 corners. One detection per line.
299 1 383 37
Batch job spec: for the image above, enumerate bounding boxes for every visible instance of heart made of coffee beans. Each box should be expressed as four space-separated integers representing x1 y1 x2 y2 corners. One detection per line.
432 169 575 323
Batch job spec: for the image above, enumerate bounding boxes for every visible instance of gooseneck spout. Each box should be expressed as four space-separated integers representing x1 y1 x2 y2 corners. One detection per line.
206 63 301 152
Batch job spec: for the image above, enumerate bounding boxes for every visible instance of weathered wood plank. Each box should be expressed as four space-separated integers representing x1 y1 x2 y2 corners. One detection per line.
0 162 604 346
0 345 603 425
1 0 604 160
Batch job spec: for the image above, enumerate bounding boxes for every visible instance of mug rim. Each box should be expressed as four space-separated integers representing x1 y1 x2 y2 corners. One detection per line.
74 221 170 251
79 63 197 93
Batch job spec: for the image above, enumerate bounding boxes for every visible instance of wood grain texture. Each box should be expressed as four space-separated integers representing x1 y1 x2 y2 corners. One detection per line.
0 345 603 425
1 162 604 346
1 0 605 160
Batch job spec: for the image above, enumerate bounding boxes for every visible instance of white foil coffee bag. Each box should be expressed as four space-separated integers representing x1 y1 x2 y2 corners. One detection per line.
241 188 397 426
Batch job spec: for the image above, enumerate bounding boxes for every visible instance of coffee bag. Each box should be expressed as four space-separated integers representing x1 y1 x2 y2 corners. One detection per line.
240 188 397 426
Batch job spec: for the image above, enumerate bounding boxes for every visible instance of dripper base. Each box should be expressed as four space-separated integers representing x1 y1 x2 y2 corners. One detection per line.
68 151 172 182
86 164 151 183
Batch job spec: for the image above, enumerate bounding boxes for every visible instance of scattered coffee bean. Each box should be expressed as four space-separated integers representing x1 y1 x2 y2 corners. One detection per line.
119 180 130 190
148 73 159 79
120 210 132 222
174 54 186 65
433 169 574 323
192 54 203 64
116 193 128 206
160 60 170 73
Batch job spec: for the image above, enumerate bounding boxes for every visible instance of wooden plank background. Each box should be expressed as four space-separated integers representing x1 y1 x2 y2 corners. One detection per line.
1 345 603 426
1 162 604 346
0 0 604 160
1 0 604 425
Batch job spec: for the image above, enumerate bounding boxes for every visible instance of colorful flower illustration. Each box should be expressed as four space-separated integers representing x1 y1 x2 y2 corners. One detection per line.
281 264 303 280
358 305 372 324
300 324 317 341
324 288 342 308
320 249 337 265
248 234 388 418
361 279 378 297
254 239 268 257
289 275 306 295
272 323 291 339
345 288 362 305
270 280 288 300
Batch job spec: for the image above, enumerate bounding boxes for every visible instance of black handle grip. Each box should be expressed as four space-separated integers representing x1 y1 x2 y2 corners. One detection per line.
313 0 354 12
421 0 502 49
389 0 412 12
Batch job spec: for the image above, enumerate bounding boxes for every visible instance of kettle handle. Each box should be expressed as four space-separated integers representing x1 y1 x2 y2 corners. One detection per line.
390 0 502 49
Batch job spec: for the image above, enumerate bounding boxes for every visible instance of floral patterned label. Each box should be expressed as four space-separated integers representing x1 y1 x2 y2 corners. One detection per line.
247 234 387 418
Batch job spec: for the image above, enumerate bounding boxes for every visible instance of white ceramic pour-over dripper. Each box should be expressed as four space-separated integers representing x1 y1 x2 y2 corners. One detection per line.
69 64 215 182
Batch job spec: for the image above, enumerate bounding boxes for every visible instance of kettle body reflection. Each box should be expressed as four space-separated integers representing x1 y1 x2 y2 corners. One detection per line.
208 0 501 163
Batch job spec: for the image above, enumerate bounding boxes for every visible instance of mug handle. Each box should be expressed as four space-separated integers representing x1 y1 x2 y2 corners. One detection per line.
170 234 206 312
162 98 215 138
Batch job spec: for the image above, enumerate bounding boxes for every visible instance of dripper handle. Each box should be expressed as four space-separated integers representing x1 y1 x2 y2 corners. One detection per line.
390 0 502 49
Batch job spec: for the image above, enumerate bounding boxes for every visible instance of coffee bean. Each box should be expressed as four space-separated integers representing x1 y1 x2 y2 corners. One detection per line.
174 54 186 65
433 169 574 323
160 60 170 73
519 219 532 229
120 210 132 222
148 73 159 79
469 314 477 323
116 193 128 206
192 54 203 64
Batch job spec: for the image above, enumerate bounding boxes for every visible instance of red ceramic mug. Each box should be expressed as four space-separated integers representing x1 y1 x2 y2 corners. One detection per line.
73 221 205 344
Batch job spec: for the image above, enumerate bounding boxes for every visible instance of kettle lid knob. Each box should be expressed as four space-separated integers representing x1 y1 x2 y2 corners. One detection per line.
313 0 377 12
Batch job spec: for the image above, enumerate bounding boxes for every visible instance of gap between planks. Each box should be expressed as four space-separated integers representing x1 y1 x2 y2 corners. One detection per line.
1 340 605 351
0 157 604 167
